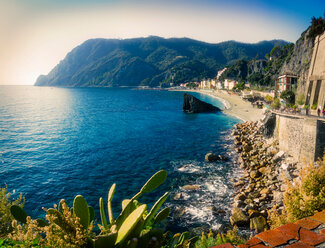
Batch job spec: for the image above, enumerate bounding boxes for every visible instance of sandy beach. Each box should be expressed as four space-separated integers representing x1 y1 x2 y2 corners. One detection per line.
176 89 264 122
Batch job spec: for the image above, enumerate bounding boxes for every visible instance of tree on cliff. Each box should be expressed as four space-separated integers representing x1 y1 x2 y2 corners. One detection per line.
308 13 325 40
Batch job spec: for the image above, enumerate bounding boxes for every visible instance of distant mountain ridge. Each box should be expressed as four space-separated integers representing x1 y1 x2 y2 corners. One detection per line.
35 36 288 87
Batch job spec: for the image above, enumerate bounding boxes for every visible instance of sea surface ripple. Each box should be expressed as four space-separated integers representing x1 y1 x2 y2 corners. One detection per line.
0 86 240 233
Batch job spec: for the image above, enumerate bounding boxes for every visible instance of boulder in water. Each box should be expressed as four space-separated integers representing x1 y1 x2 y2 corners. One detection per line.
183 93 220 113
181 185 201 191
230 207 249 226
217 155 229 161
205 153 218 162
205 153 228 162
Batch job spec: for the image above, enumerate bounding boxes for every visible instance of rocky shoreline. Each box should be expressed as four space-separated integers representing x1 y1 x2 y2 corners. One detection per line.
172 95 303 236
229 112 302 234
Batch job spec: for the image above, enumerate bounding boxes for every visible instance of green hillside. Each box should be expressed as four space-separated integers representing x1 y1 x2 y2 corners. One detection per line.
35 36 287 87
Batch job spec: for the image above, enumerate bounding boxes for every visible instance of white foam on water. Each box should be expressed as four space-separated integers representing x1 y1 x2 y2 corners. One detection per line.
211 223 222 231
169 147 243 232
177 163 201 173
178 192 191 200
204 182 228 196
183 206 214 222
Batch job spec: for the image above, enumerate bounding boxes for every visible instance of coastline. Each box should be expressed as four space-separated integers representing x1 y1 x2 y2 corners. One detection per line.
170 89 264 122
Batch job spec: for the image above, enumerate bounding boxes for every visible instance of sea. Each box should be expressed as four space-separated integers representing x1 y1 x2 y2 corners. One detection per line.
0 86 241 234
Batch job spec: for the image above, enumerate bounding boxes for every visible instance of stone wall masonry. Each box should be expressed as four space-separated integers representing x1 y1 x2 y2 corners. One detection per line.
274 113 325 164
299 118 318 163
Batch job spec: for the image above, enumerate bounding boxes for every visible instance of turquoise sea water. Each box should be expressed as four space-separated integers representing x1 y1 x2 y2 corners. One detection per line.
0 86 240 232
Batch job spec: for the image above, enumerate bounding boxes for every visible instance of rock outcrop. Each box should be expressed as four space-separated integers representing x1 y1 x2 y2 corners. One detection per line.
204 153 229 162
183 93 220 113
279 28 314 95
181 185 201 191
230 207 249 226
260 111 276 138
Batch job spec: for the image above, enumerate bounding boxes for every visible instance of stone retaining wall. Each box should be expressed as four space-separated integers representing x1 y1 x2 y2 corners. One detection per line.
274 113 325 163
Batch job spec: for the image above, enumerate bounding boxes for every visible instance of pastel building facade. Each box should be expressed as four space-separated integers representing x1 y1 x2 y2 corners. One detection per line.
224 79 239 90
199 79 217 89
275 74 298 96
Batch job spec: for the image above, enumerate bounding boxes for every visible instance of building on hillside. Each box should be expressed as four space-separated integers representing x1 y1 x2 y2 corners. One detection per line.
199 80 209 89
216 81 223 89
224 79 239 90
228 81 238 90
199 79 217 89
305 31 325 111
210 79 217 89
217 68 227 79
275 74 298 96
224 79 230 89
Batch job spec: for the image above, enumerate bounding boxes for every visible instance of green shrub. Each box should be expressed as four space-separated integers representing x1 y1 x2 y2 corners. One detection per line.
271 98 281 109
232 82 245 92
0 238 40 247
264 95 273 103
161 231 198 248
280 90 295 105
269 154 325 228
194 227 245 248
296 94 305 105
9 201 91 248
307 14 325 40
0 186 24 237
311 102 318 110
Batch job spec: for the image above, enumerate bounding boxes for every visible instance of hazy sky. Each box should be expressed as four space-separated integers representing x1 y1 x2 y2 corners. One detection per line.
1 0 324 85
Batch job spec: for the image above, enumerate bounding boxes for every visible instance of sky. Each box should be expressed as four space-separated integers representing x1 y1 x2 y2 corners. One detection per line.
1 0 325 85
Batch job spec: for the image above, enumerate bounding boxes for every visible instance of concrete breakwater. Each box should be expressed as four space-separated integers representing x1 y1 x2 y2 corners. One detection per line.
229 119 301 234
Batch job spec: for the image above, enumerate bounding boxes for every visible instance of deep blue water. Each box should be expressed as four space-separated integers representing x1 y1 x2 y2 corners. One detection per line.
0 86 240 232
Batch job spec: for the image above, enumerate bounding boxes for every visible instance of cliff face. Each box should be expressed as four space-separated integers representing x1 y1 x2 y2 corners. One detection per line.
219 59 267 82
247 60 268 75
219 44 294 86
279 28 314 95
